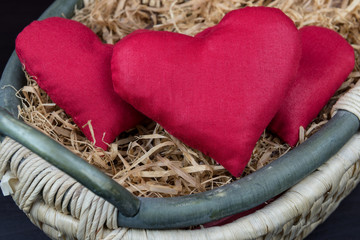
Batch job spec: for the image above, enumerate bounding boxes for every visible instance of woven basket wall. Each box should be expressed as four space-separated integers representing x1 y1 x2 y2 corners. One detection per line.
1 131 360 239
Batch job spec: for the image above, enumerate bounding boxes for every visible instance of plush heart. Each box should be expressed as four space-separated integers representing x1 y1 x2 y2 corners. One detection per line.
15 17 144 150
112 7 301 177
269 26 355 146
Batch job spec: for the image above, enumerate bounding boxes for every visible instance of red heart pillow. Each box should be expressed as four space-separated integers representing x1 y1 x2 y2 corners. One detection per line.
112 7 301 177
15 17 144 150
269 26 355 146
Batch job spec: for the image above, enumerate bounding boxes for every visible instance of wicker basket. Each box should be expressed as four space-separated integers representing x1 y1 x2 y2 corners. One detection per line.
0 0 360 239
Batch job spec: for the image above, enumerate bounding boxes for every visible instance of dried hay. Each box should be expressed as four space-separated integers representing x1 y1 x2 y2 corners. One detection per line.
18 0 360 198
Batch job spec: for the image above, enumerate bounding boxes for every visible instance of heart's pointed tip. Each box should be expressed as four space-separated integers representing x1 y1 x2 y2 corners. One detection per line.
219 158 249 178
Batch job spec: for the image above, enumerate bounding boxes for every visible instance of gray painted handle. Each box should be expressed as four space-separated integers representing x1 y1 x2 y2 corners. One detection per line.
0 108 140 217
119 110 359 229
0 107 358 228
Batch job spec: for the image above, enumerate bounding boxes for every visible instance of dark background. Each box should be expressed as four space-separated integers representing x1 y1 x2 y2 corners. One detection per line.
0 1 359 239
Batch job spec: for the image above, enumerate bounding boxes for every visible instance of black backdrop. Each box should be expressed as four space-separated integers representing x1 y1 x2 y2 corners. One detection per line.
0 1 359 239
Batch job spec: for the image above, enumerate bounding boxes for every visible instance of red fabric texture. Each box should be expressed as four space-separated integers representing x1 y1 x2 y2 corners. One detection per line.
112 7 301 177
269 26 355 146
15 17 144 150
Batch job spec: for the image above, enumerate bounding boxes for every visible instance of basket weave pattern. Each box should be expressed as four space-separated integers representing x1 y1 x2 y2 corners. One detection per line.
1 131 359 239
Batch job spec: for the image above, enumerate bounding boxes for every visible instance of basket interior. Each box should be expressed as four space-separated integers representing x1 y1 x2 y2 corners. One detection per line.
17 0 360 198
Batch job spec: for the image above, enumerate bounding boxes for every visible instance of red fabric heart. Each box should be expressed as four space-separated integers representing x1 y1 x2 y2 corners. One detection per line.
269 26 355 146
15 17 144 150
112 7 301 177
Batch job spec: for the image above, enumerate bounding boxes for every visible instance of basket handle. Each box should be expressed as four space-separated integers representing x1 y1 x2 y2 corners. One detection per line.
0 108 140 217
1 107 359 228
